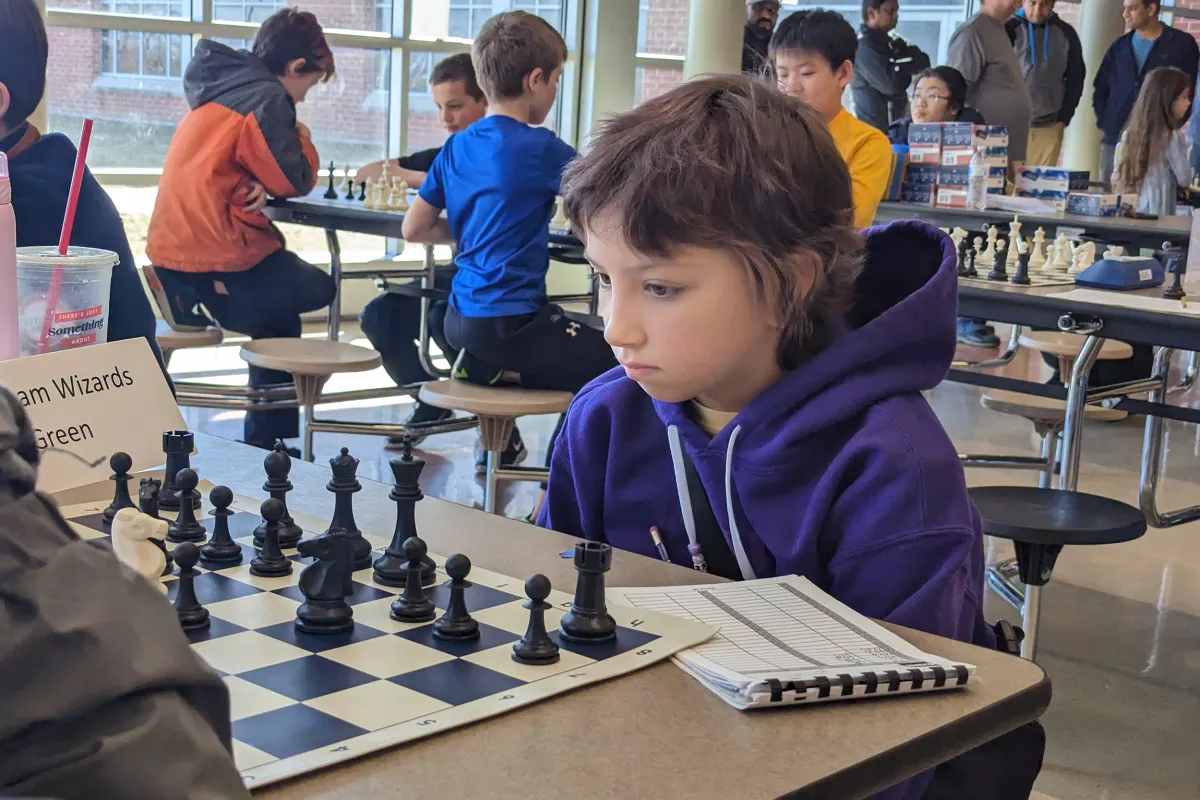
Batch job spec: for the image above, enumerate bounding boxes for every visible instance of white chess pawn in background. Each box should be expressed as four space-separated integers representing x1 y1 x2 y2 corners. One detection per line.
979 226 998 266
111 507 168 595
1051 233 1071 269
395 179 410 211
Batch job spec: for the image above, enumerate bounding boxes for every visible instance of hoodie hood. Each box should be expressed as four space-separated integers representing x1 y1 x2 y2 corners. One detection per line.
652 219 957 462
184 39 288 111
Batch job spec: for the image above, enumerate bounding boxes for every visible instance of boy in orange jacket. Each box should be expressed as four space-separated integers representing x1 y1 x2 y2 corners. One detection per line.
146 8 336 452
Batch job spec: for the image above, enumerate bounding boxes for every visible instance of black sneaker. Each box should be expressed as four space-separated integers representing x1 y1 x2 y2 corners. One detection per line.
475 426 527 475
386 403 454 448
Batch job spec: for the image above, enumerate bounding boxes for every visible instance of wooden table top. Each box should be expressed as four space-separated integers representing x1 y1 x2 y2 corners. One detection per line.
54 434 1050 800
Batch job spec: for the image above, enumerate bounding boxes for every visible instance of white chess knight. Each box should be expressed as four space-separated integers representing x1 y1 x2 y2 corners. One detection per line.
1070 241 1096 274
1102 245 1126 259
111 507 168 595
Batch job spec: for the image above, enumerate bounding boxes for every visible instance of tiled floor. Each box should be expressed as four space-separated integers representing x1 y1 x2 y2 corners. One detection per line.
171 324 1200 800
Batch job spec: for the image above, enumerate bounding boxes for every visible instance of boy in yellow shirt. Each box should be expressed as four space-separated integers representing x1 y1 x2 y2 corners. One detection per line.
771 10 893 228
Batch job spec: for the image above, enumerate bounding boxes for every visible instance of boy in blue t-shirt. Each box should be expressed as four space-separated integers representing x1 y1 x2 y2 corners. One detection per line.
403 11 617 467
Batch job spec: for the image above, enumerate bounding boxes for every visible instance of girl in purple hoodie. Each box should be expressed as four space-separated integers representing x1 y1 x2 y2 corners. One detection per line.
536 74 997 800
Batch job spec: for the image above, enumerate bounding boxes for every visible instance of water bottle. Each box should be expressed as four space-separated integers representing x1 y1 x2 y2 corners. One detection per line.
0 152 18 361
966 148 989 211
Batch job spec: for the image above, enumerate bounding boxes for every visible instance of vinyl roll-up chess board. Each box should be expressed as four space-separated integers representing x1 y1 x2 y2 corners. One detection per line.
61 483 715 789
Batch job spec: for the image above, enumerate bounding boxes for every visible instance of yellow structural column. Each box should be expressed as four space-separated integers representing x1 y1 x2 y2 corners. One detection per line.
683 0 746 80
1063 0 1126 179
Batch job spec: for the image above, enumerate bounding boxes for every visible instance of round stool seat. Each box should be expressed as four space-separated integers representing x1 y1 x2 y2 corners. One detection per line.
1019 332 1133 360
418 379 573 417
240 338 381 376
156 319 223 349
969 486 1146 546
980 389 1127 424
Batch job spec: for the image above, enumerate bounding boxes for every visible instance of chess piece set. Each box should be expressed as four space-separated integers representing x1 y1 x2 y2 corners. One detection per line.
321 160 410 211
103 433 615 666
947 215 1100 284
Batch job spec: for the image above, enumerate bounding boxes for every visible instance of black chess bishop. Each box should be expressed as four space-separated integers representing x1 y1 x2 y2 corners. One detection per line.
254 443 302 547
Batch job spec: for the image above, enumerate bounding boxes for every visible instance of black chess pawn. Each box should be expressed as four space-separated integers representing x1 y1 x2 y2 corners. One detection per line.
250 498 293 577
173 542 209 632
295 530 355 634
1011 246 1032 286
200 485 243 566
159 430 199 511
102 451 135 525
390 537 436 622
559 541 617 644
323 160 338 199
254 443 302 548
326 447 372 570
357 180 367 202
374 437 437 587
433 554 479 641
964 246 978 278
167 468 207 543
344 171 357 200
512 574 560 665
955 236 969 278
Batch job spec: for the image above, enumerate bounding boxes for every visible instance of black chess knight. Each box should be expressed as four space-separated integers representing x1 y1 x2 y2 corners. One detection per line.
326 447 372 569
295 530 355 634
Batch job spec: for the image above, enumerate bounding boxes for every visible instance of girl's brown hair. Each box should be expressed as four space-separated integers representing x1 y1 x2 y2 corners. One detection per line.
1114 66 1193 193
561 74 863 370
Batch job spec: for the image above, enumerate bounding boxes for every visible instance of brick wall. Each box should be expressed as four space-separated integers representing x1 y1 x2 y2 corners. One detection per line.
642 0 689 56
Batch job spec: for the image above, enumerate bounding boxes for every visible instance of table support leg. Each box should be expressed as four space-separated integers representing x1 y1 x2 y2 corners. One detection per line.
325 228 343 342
1139 347 1200 527
1020 583 1041 660
416 244 448 378
1058 336 1102 491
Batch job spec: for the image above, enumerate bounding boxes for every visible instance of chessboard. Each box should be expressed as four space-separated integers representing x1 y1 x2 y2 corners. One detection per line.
960 269 1077 288
59 451 715 790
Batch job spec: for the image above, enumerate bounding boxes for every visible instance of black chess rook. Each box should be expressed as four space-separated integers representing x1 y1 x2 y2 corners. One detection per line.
102 451 135 525
200 485 243 566
512 573 559 665
390 537 436 622
160 430 199 511
167 468 207 543
173 542 209 632
295 530 355 634
251 498 293 577
558 541 617 644
374 437 437 587
432 554 479 641
255 443 302 547
326 447 372 570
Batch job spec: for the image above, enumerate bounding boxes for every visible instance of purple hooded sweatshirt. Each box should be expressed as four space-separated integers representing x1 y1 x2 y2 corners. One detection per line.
537 220 994 800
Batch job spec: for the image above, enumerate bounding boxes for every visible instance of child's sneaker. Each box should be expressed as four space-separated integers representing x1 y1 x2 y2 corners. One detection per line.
142 265 216 331
451 349 505 386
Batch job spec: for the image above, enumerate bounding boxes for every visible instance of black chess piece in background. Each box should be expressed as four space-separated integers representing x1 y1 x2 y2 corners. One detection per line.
160 430 199 511
173 542 209 632
167 468 207 543
1163 244 1187 299
102 451 135 525
295 530 355 634
374 437 437 587
200 485 243 566
255 443 302 547
956 235 969 277
344 169 357 200
326 447 372 569
390 537 436 622
512 574 559 665
432 554 479 641
987 248 1009 282
323 160 338 199
1011 245 1032 286
558 541 617 644
250 498 293 577
964 244 978 278
139 478 172 575
357 180 367 202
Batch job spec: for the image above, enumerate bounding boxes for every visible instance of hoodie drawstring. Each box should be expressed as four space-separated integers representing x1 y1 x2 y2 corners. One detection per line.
1025 19 1050 66
666 423 757 581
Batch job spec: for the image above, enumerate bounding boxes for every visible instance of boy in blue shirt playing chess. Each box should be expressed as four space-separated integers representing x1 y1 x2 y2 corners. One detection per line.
402 11 616 470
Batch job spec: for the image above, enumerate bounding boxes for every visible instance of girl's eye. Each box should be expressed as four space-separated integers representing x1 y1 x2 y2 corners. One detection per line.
646 283 677 298
593 271 612 288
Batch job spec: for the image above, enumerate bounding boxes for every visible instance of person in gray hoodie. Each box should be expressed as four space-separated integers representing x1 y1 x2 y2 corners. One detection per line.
1007 0 1085 166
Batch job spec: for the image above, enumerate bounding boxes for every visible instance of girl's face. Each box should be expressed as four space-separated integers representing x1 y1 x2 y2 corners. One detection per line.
911 77 956 124
1171 88 1192 123
586 213 787 413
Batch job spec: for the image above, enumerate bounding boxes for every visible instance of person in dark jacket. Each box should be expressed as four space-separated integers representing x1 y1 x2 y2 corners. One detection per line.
1007 0 1085 166
742 0 780 74
0 0 166 380
887 67 987 145
0 381 249 800
1093 0 1199 185
852 0 931 132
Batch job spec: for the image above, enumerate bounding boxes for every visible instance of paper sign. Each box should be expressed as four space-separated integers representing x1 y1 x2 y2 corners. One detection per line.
0 337 186 493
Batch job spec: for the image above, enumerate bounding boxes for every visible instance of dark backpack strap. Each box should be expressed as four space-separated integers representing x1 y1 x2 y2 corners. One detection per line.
678 446 743 582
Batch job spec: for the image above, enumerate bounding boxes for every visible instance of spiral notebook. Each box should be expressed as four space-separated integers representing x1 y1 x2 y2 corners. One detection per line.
608 575 975 710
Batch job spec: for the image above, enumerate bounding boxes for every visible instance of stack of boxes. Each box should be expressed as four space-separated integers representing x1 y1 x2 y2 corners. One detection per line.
897 122 1008 209
1014 167 1091 211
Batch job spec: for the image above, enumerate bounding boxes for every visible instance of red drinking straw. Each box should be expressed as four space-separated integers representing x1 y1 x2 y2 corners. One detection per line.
37 118 93 354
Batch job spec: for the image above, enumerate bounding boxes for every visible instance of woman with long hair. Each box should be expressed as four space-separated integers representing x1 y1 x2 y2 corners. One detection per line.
1112 66 1195 215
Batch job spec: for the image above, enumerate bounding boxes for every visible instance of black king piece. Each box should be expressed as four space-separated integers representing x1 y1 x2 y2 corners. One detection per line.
326 447 372 569
373 437 436 586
